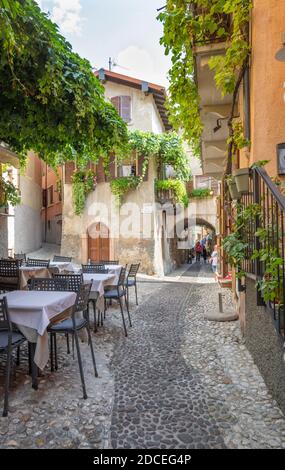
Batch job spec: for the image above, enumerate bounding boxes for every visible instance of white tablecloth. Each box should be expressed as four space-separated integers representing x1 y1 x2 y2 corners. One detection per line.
105 265 122 284
49 261 74 273
1 290 76 369
83 273 115 297
19 266 51 289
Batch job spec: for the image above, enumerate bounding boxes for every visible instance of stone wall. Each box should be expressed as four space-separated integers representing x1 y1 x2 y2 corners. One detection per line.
244 277 285 414
0 216 8 258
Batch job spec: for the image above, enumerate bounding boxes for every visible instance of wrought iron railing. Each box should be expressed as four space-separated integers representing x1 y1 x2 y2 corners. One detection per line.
240 167 285 339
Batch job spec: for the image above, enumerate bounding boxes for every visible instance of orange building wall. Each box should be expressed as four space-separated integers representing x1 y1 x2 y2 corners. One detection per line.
249 0 285 176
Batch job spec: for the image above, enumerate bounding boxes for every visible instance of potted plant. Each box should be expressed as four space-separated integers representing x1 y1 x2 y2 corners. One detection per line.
225 175 240 200
233 168 249 194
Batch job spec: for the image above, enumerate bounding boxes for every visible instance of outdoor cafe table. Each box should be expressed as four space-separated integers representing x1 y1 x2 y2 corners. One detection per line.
0 290 77 384
83 273 116 312
49 261 74 273
104 265 122 284
19 266 52 290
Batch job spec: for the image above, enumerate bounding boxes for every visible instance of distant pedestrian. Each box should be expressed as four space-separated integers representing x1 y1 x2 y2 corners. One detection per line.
210 245 218 273
195 241 202 262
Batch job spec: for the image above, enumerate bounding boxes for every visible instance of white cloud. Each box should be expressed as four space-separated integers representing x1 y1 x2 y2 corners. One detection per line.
37 0 84 35
117 46 168 87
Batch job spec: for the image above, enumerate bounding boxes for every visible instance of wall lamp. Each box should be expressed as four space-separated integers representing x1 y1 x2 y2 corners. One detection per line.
275 33 285 62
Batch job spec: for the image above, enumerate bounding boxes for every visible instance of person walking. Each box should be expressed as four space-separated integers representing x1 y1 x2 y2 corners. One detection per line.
195 241 202 262
210 245 218 273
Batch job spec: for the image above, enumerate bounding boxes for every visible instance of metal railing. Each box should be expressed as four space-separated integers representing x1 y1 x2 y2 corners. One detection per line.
240 167 285 338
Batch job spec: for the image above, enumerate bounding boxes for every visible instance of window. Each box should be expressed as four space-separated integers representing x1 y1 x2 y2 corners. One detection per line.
116 152 137 177
47 186 53 206
42 189 47 208
111 96 132 123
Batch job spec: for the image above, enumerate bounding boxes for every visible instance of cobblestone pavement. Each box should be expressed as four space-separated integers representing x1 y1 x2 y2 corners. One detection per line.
110 263 285 449
1 263 285 448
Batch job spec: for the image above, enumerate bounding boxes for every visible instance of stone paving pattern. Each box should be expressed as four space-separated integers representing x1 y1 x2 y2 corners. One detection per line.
1 263 285 448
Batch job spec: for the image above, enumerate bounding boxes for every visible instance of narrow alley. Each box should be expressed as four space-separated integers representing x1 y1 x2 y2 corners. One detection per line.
1 264 285 449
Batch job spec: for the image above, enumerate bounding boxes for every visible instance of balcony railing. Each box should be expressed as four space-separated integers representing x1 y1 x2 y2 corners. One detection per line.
240 167 285 339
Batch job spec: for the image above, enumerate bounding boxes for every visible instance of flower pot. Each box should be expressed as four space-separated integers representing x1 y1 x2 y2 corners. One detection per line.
233 168 249 194
227 180 240 200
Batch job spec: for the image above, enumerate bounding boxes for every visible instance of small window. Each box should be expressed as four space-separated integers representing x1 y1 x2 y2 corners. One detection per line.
42 189 47 208
47 186 53 206
111 96 131 123
116 152 137 177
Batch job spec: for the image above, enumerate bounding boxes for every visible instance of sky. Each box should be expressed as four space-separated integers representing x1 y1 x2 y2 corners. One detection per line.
36 0 171 87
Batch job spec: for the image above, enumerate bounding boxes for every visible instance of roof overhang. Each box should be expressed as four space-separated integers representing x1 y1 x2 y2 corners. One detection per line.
0 144 20 169
95 69 172 131
193 42 235 180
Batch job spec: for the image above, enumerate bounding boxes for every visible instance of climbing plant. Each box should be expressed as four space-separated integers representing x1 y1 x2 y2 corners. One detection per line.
108 130 191 206
72 169 97 216
0 0 129 169
155 179 189 207
158 0 252 157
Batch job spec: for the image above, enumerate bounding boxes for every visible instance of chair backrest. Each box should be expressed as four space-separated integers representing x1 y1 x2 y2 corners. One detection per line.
14 253 26 262
0 297 12 333
53 255 72 263
0 259 20 277
117 266 127 287
82 264 108 273
99 260 119 265
74 282 92 314
27 258 50 268
128 263 140 278
29 277 69 291
53 273 83 292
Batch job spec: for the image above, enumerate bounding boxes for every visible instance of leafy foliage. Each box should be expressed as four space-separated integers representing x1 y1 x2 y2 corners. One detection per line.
0 0 128 169
155 179 189 207
0 176 21 207
189 188 212 198
72 169 96 215
110 176 141 205
158 0 252 156
227 119 250 151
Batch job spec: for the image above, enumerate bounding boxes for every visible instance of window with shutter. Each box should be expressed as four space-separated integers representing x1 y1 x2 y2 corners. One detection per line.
110 96 131 123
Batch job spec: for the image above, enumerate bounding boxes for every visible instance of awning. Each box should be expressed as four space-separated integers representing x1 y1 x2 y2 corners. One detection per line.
0 144 20 169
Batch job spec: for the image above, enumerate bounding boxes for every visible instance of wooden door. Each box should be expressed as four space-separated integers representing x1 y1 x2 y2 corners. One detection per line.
88 223 110 262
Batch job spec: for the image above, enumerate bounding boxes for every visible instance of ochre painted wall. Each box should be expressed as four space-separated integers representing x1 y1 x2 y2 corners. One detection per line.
249 0 285 176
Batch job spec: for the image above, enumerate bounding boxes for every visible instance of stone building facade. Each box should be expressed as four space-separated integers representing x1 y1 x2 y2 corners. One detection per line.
61 70 186 275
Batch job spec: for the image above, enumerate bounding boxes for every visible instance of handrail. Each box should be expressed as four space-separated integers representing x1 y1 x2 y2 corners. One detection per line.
254 167 285 210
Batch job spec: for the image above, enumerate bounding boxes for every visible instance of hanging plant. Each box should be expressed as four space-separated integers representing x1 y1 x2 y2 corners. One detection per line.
155 179 189 207
72 169 97 215
0 177 21 207
110 176 141 205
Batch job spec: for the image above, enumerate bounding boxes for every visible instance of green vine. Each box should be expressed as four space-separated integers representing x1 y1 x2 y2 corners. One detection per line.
189 188 212 199
0 176 21 207
227 119 250 151
158 0 252 156
72 169 96 215
110 176 141 205
155 179 189 207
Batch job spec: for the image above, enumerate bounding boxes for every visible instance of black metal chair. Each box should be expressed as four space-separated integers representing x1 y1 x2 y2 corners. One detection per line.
29 277 69 292
82 264 108 274
52 273 84 352
53 255 72 263
104 267 131 337
53 273 83 292
126 263 140 306
0 297 27 417
99 260 119 265
26 258 50 268
0 259 20 293
48 283 98 399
